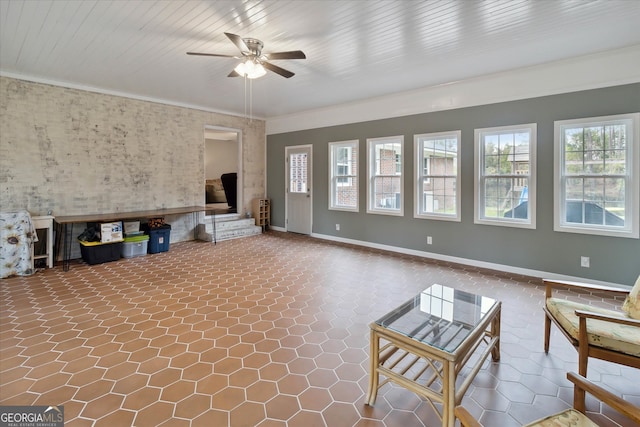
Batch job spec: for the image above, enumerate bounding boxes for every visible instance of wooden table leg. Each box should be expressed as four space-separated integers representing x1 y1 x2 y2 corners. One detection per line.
366 328 380 405
491 306 501 362
443 359 455 427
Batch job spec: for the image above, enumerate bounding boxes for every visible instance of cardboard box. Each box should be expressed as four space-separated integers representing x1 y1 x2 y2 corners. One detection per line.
100 221 123 243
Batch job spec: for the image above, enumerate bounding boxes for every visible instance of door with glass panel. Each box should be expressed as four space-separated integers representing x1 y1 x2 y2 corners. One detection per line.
286 145 312 234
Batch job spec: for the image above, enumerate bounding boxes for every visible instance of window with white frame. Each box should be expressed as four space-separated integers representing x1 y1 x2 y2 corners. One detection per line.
367 136 404 215
329 140 358 211
415 131 461 221
475 123 536 229
554 113 639 238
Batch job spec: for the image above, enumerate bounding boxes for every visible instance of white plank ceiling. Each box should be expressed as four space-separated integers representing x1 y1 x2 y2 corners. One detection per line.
1 0 639 119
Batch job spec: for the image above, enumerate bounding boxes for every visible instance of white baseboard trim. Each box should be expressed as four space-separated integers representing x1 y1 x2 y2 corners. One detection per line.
306 232 628 289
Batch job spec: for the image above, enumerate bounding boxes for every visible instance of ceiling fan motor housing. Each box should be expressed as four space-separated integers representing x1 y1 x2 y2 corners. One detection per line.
243 38 264 57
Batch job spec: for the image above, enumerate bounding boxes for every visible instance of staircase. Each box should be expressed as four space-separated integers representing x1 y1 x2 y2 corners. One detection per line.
197 213 262 242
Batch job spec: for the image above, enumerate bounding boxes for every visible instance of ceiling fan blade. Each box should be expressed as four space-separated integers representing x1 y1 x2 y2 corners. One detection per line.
262 61 295 78
227 70 241 77
266 50 306 60
187 52 236 58
225 32 249 53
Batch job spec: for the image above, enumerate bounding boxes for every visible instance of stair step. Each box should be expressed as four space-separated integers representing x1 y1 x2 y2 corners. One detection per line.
203 217 256 231
197 221 262 242
203 213 242 222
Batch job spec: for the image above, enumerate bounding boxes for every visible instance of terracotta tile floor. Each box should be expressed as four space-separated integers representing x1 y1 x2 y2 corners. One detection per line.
1 231 638 427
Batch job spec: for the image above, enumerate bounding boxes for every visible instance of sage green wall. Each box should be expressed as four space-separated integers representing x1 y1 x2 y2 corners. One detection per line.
266 84 640 285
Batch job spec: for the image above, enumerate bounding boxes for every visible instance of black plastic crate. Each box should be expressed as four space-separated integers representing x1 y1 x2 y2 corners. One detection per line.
79 241 122 265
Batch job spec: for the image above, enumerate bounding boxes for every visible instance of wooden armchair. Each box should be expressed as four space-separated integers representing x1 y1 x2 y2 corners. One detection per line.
543 275 640 407
455 372 640 427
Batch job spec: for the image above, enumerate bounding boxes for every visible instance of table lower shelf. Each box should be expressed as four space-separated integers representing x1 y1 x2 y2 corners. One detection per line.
366 303 501 427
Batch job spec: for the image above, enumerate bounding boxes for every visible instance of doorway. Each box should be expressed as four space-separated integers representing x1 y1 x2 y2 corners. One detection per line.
204 126 242 214
285 145 312 234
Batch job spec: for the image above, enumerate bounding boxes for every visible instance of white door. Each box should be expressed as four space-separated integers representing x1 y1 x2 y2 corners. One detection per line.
286 145 312 234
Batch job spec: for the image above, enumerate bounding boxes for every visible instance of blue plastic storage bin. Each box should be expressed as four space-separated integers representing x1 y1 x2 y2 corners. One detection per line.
147 224 171 253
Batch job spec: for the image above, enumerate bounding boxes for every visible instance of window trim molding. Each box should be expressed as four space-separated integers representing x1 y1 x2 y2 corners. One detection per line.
414 130 461 222
474 123 537 229
328 140 359 212
553 113 639 239
366 135 404 216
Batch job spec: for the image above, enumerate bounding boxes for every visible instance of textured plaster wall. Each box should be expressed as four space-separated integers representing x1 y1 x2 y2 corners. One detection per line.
0 76 265 246
205 138 238 179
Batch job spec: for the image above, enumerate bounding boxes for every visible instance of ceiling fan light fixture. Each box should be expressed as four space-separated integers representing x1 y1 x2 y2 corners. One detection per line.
234 59 266 79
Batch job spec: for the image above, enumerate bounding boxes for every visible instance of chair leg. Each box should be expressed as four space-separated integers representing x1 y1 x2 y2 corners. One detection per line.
574 383 586 413
575 317 589 410
577 317 589 378
574 364 587 412
544 312 551 353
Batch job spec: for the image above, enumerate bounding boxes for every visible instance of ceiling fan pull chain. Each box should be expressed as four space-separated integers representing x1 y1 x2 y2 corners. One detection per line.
244 74 247 119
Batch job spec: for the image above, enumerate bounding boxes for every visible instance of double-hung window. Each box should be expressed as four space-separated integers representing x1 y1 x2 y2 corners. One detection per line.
475 123 537 229
329 140 359 211
367 136 404 216
415 131 461 221
554 113 639 238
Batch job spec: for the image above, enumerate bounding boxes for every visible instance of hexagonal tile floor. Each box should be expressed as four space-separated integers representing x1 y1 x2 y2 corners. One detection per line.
1 232 638 426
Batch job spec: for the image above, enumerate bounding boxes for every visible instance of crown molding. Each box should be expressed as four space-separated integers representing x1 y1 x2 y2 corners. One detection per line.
266 44 640 135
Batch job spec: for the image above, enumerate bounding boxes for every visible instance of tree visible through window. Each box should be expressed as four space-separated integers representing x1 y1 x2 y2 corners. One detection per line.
475 124 536 229
555 113 639 238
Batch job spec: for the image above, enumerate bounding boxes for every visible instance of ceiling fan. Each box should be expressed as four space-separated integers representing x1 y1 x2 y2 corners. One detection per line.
187 32 306 79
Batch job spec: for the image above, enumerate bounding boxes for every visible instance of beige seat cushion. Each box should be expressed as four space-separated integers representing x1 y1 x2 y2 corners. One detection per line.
526 409 597 427
457 407 600 427
546 298 640 357
622 275 640 320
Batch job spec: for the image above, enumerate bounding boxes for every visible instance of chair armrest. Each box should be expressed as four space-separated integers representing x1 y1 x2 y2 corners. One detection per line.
454 406 483 427
543 279 630 299
575 309 640 327
567 372 640 424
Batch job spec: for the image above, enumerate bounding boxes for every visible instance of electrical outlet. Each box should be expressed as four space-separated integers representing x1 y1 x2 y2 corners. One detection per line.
580 256 590 268
336 224 340 231
427 236 432 245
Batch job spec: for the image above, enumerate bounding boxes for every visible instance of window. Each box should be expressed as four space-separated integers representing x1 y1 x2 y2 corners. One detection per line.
554 113 639 238
329 140 358 211
367 136 404 216
475 123 536 229
289 152 308 193
414 131 461 221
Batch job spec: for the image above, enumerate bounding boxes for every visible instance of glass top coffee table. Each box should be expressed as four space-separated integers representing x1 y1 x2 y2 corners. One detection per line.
366 284 501 427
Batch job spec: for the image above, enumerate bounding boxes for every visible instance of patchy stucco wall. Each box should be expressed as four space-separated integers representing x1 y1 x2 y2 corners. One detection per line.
0 76 265 245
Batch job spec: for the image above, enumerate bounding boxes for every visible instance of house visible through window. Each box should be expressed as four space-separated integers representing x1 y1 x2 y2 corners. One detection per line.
474 123 536 229
336 147 352 185
367 136 404 215
329 140 358 211
415 131 461 221
554 113 639 238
